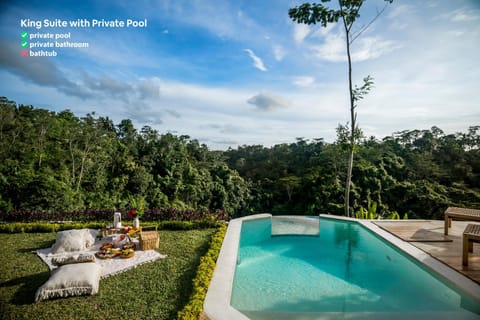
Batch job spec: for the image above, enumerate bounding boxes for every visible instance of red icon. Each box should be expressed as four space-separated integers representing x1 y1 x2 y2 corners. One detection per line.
21 49 29 57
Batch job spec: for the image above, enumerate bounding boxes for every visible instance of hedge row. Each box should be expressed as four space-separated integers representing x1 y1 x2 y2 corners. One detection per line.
177 223 228 320
0 208 229 223
0 220 222 234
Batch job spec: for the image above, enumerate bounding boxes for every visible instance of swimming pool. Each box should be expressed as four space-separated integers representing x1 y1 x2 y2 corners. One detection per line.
204 214 480 320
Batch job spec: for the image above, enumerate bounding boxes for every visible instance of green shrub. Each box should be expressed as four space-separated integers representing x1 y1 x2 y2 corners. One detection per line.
157 220 221 230
0 220 221 234
355 200 378 219
386 211 400 219
0 208 228 223
0 222 55 233
177 223 227 320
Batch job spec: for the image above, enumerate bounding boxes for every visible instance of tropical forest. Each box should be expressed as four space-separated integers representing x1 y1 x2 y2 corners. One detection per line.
1 96 479 222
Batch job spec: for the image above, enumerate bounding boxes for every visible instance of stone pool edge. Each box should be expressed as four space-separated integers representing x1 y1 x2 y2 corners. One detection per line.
203 214 271 320
203 214 480 320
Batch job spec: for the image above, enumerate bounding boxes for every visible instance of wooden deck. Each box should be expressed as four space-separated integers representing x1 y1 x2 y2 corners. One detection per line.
374 220 480 284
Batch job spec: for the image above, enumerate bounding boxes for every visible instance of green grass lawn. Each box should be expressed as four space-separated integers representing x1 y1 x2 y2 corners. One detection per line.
0 229 216 320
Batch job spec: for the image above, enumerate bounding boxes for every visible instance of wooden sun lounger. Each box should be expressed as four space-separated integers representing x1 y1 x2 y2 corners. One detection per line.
463 224 480 266
444 207 480 235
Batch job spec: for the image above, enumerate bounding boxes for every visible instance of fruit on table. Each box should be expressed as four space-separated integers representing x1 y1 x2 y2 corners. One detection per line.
107 248 121 254
121 248 133 255
100 242 113 250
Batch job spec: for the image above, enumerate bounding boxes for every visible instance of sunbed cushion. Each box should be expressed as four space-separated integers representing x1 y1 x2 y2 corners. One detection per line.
35 262 101 302
50 229 96 254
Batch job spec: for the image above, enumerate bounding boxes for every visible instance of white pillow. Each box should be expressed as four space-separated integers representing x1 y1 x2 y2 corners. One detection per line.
51 253 96 266
50 229 95 254
88 229 100 240
35 262 101 302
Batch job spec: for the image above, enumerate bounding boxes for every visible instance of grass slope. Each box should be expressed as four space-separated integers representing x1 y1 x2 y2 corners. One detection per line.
0 229 215 320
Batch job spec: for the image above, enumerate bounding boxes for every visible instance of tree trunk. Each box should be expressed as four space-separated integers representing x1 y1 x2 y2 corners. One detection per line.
69 139 76 183
343 9 355 218
345 148 354 217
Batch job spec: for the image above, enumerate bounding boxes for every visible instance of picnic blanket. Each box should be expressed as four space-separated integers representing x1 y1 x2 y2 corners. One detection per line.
37 238 166 279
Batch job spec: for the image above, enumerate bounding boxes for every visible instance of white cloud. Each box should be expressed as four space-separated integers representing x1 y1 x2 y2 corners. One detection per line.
311 22 336 38
273 45 286 61
351 36 401 61
311 30 345 62
166 109 181 118
205 123 246 134
293 23 311 43
387 4 416 19
247 92 289 111
157 79 246 111
137 80 161 100
311 26 400 62
387 4 416 30
243 49 267 71
82 73 134 99
293 76 315 87
450 8 480 22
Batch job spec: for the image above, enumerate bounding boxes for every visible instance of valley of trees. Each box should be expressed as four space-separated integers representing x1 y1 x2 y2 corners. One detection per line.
0 97 250 217
226 127 480 219
1 97 479 220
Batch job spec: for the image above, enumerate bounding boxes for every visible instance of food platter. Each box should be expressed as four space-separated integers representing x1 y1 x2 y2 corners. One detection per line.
96 243 136 259
120 248 135 259
96 246 122 259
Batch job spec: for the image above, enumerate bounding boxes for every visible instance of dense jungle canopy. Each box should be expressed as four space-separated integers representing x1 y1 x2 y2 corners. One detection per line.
1 96 479 220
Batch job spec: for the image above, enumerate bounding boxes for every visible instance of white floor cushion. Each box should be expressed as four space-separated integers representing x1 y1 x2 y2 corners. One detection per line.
51 253 96 266
50 229 96 254
35 262 101 302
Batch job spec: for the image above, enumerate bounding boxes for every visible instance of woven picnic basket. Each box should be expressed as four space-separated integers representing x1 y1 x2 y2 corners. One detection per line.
140 226 159 250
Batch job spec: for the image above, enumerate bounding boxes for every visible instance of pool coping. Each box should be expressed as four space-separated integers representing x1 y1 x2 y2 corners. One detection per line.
204 214 268 320
203 214 480 320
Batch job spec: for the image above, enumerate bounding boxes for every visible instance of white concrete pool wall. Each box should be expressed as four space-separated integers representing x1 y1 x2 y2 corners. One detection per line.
203 214 270 320
203 214 480 320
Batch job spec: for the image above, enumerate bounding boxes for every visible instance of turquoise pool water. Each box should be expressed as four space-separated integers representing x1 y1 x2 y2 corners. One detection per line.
231 217 480 319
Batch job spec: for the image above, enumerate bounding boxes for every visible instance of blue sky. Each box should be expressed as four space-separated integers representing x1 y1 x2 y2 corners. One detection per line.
1 0 479 150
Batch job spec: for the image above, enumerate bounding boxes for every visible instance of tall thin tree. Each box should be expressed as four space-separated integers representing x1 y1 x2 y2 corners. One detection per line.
289 0 392 217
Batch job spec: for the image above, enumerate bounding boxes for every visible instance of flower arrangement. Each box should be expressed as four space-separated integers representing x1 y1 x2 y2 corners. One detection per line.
127 208 143 219
127 195 145 220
